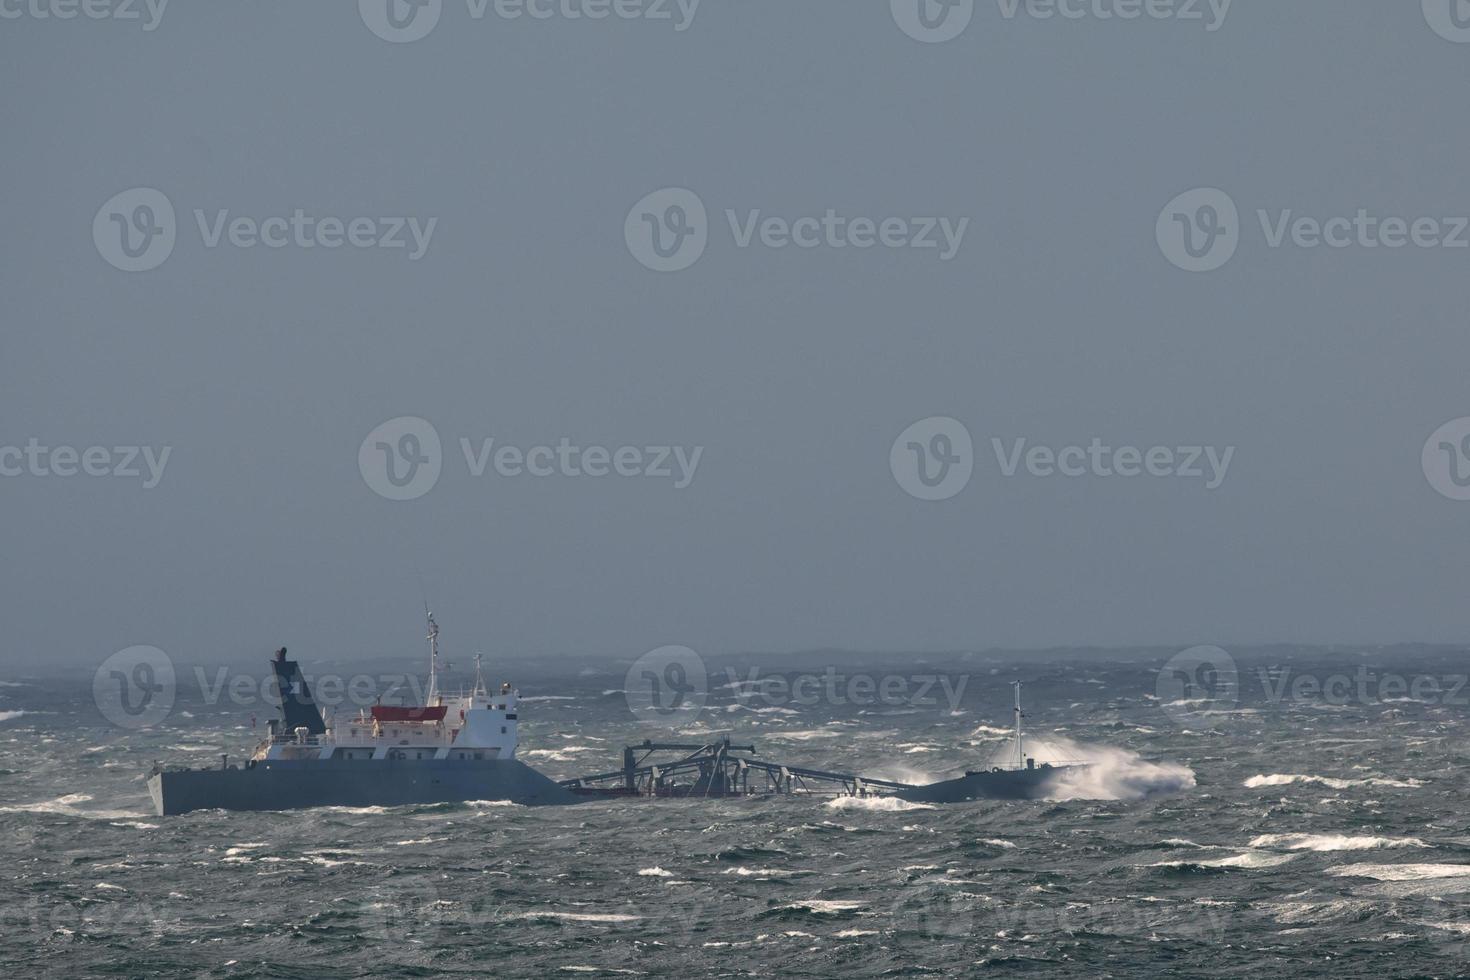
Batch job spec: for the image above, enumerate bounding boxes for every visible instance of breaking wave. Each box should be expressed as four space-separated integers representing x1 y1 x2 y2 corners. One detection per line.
1153 851 1297 871
1020 738 1194 801
1244 774 1423 790
1329 863 1470 881
824 796 935 813
1249 833 1429 852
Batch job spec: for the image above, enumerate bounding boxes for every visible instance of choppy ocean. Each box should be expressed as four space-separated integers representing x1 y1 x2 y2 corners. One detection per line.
4 647 1470 978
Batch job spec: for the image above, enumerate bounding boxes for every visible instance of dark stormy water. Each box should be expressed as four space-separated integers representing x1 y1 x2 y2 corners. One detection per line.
4 646 1470 978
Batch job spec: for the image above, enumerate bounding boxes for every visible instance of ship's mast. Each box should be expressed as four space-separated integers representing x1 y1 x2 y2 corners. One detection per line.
1012 681 1024 770
426 609 441 704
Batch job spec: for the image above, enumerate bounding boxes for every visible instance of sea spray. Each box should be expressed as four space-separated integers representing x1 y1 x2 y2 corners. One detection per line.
1012 737 1195 801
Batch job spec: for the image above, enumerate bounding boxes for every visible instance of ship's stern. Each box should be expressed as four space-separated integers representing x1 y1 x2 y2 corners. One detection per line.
146 768 167 816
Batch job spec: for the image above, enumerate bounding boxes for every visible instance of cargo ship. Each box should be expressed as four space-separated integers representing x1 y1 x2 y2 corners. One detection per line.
147 615 578 815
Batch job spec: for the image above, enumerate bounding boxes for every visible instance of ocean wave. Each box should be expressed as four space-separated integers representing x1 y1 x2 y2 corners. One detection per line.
1153 851 1297 870
516 910 642 923
1244 774 1424 790
824 796 935 812
767 729 844 741
722 867 816 879
637 867 674 877
0 793 149 820
1329 863 1470 881
1249 833 1429 852
764 900 863 916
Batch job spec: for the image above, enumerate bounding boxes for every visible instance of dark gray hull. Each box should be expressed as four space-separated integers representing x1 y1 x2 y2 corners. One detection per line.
148 757 581 815
894 765 1081 803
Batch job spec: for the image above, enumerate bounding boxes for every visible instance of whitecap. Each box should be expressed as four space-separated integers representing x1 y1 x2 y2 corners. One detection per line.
517 911 642 923
824 796 935 813
1249 833 1428 852
1329 863 1470 881
1244 774 1423 790
1152 851 1296 870
775 900 863 914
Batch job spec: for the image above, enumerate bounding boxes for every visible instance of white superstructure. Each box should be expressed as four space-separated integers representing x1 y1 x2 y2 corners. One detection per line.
251 616 520 763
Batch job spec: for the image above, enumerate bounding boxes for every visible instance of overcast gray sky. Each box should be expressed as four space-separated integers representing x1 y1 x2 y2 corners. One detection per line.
4 1 1470 666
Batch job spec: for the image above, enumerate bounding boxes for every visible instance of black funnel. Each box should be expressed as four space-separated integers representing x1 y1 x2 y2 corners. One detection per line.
271 647 325 735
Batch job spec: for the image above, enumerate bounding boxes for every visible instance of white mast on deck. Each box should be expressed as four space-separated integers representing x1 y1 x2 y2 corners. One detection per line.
426 609 441 704
1012 681 1025 770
